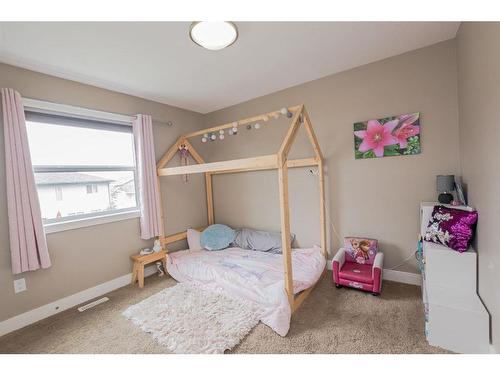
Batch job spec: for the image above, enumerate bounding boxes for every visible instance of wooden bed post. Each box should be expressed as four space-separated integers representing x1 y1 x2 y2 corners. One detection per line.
278 162 294 306
205 173 214 225
302 107 327 259
278 105 304 306
318 159 327 258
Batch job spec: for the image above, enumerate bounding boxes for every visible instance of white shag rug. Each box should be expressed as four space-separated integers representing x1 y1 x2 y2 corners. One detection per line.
122 283 261 354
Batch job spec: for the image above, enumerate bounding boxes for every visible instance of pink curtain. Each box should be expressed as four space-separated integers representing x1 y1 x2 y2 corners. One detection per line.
133 114 164 239
1 88 51 274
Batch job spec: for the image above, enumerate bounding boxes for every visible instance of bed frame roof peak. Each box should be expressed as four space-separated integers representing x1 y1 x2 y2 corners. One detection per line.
157 104 322 175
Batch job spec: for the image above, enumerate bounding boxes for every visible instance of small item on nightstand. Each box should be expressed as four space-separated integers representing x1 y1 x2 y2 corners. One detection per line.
436 175 455 204
153 239 162 253
139 248 154 256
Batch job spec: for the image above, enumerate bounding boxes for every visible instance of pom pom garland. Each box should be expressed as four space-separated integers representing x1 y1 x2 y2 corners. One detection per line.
280 107 292 118
199 109 296 145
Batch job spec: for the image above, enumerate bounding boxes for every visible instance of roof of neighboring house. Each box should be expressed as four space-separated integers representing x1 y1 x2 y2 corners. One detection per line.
35 172 113 186
112 178 135 193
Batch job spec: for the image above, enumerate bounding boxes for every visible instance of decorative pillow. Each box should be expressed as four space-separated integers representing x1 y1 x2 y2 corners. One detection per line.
232 228 295 254
343 237 378 265
187 228 202 250
200 224 236 251
424 205 478 253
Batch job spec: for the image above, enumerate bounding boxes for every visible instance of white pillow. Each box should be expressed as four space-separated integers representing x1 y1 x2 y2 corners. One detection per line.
187 228 202 250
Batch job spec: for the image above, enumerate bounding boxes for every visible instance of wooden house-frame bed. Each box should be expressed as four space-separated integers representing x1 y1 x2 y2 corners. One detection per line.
156 104 326 313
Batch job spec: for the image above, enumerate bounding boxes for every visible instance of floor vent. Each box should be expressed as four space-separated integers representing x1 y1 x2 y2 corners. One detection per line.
77 297 109 312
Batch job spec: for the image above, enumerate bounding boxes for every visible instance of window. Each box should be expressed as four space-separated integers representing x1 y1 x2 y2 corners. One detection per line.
86 184 98 194
25 104 140 232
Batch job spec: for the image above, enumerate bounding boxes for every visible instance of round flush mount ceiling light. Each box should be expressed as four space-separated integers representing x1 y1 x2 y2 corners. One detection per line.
189 21 238 51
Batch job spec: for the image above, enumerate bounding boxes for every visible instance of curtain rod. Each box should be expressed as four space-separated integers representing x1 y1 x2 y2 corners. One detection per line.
22 97 173 127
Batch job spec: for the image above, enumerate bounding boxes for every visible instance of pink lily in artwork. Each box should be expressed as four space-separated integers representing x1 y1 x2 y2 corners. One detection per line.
393 124 420 148
393 113 420 148
354 119 398 157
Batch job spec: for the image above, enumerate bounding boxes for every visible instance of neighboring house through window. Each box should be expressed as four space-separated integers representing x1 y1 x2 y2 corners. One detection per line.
37 173 112 217
24 100 140 232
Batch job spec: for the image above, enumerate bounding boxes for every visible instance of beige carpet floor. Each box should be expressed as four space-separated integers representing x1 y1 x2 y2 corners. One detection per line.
0 271 449 354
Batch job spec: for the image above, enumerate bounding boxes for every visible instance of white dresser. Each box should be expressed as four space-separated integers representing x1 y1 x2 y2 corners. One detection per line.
419 202 489 353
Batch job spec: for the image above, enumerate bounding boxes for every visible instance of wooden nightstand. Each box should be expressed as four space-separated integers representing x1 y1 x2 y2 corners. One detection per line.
130 250 167 288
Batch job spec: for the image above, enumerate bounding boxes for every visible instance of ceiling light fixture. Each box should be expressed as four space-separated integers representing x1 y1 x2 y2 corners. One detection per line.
189 21 238 51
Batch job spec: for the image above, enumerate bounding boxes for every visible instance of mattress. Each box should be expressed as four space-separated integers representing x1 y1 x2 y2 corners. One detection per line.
166 246 326 336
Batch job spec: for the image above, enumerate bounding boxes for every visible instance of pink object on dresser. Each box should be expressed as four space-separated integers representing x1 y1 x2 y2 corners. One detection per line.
332 241 384 295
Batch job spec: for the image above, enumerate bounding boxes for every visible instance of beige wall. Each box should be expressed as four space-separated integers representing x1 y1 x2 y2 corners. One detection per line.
0 63 207 321
457 22 500 352
202 40 461 273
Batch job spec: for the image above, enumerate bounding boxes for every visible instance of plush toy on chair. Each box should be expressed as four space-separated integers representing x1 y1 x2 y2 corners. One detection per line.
332 237 383 296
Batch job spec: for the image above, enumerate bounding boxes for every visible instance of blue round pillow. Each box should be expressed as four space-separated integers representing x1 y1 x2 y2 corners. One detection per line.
200 224 235 251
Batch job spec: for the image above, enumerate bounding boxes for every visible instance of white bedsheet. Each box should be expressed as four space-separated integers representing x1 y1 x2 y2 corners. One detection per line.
166 246 326 336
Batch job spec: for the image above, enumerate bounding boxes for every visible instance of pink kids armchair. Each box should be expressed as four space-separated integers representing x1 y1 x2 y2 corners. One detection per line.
332 237 384 295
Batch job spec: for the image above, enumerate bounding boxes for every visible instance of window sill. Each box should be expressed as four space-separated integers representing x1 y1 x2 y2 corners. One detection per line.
44 210 141 234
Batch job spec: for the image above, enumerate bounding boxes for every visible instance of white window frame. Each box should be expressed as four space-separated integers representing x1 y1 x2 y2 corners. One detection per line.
55 185 63 201
23 98 141 234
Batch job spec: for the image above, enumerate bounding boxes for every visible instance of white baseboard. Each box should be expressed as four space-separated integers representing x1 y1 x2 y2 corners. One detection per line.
326 261 421 286
0 265 157 337
382 269 421 285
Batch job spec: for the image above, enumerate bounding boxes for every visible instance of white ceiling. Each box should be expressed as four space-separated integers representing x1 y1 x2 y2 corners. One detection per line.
0 22 460 114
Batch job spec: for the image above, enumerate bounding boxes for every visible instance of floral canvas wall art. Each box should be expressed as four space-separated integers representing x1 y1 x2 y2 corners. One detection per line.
353 112 420 159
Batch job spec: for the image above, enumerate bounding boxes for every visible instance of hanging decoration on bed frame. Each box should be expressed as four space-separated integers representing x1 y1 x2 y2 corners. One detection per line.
155 104 326 330
178 143 190 183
